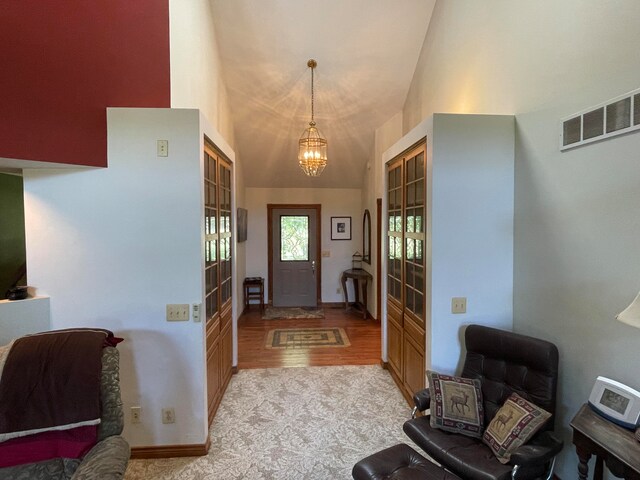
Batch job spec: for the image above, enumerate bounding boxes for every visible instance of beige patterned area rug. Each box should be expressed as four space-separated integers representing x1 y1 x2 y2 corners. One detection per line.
124 365 419 480
265 327 350 349
262 306 324 320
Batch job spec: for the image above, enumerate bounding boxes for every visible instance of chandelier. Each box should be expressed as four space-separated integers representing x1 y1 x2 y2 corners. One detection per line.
298 59 327 176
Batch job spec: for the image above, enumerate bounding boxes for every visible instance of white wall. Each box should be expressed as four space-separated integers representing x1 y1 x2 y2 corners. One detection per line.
170 0 245 365
360 113 404 321
24 108 209 448
0 296 50 345
245 188 362 304
232 147 246 364
402 1 640 477
430 114 514 373
169 0 235 150
380 114 515 373
374 113 404 201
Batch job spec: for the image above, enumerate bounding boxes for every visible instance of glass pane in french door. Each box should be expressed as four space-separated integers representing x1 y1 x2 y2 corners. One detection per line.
387 160 403 303
280 216 309 261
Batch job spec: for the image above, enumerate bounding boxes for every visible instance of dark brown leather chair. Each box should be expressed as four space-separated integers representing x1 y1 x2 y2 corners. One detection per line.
403 325 563 480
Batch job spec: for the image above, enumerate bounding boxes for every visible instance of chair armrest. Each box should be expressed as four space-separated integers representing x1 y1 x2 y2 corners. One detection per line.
72 435 130 480
412 388 431 412
510 431 564 467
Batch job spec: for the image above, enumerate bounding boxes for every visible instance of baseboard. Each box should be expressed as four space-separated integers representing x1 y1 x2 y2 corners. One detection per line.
380 360 388 369
321 302 376 320
387 366 414 408
321 302 344 308
232 366 238 374
131 436 210 459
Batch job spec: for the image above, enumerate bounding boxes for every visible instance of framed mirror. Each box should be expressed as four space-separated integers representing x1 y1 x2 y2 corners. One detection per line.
362 209 371 264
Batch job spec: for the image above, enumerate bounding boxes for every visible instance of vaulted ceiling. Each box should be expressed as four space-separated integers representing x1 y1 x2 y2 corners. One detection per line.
210 0 435 188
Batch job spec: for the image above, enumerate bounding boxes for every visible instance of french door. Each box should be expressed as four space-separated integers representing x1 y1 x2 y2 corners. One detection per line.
204 139 233 425
386 141 426 403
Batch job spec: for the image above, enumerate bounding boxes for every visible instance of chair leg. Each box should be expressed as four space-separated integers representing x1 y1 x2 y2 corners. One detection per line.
411 406 418 419
511 464 520 480
511 458 556 480
544 458 556 480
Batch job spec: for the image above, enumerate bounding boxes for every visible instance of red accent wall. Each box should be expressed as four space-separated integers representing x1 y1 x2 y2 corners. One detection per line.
0 1 171 167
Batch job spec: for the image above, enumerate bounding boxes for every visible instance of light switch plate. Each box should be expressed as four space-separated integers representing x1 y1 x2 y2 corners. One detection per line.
166 304 189 321
451 297 467 314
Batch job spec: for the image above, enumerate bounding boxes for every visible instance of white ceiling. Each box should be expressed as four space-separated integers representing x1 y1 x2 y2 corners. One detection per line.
210 0 435 188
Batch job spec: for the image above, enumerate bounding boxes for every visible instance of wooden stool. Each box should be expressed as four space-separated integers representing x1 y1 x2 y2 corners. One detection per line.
243 277 264 312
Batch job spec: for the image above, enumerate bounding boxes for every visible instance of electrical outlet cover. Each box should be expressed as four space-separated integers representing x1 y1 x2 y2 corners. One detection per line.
131 406 141 424
162 408 175 424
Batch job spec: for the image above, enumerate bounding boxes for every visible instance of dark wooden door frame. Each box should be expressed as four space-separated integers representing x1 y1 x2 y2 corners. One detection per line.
267 204 322 306
376 198 382 321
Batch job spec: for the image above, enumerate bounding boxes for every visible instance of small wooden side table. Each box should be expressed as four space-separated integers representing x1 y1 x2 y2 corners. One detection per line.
243 277 264 312
340 269 373 319
571 404 640 480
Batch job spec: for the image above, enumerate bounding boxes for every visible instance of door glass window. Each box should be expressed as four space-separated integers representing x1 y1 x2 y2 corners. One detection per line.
280 216 309 261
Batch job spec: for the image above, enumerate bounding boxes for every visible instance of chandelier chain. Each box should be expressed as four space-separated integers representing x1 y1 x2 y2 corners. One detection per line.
310 64 315 124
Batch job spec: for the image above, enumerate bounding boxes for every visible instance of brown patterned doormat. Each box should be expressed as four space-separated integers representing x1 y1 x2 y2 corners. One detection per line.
265 328 351 349
262 306 324 320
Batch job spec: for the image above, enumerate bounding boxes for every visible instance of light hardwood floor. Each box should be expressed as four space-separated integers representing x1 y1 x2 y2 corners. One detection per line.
237 306 382 369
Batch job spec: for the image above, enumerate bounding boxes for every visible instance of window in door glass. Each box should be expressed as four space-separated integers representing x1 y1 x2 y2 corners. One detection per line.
280 216 309 261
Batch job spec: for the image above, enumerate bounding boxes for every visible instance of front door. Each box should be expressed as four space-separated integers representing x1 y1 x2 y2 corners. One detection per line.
270 206 319 307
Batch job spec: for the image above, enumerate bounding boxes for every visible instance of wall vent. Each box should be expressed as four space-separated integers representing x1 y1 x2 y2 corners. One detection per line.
560 87 640 150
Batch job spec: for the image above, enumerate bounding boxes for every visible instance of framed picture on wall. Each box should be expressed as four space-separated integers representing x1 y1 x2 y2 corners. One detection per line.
237 208 248 242
331 216 352 240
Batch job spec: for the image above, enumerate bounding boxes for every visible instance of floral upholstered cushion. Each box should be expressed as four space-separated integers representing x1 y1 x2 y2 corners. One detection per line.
97 348 124 442
428 370 484 438
483 393 551 464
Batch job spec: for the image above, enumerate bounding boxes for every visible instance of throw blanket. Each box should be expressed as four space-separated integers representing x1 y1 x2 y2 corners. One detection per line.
0 328 119 443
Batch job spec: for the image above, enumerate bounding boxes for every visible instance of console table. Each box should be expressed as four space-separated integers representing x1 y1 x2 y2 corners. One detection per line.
340 269 372 319
571 404 640 480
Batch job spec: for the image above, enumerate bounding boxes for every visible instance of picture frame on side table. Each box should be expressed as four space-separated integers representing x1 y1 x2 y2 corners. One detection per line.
331 216 351 240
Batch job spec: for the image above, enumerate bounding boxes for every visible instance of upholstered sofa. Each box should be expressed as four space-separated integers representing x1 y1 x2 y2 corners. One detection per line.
0 346 130 480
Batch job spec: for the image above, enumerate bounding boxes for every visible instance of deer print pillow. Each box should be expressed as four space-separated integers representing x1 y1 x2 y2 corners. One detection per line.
427 371 484 438
483 392 551 463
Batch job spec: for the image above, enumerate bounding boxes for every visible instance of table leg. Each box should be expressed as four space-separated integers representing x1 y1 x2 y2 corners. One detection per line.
354 279 360 305
341 274 348 310
594 456 603 480
260 284 264 312
576 446 591 480
362 279 368 319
